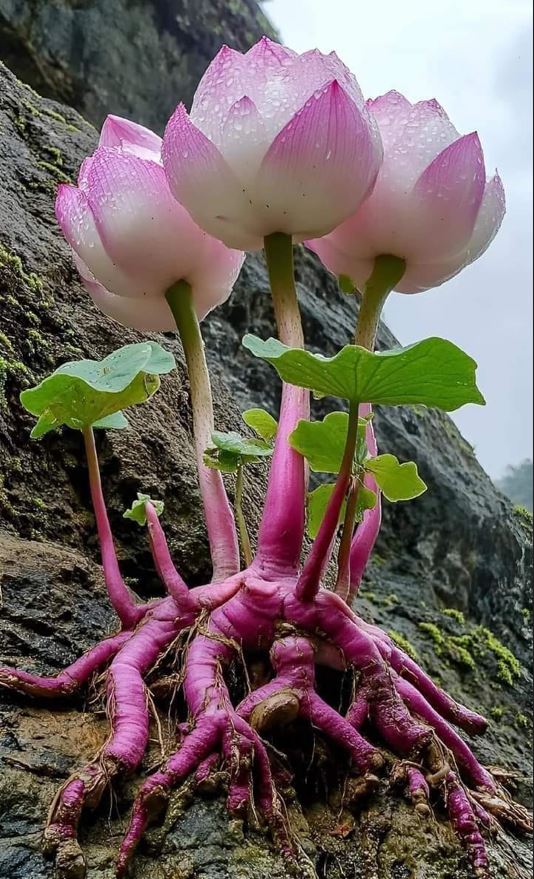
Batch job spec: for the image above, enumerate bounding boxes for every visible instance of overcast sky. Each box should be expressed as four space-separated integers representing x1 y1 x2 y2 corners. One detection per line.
267 0 532 478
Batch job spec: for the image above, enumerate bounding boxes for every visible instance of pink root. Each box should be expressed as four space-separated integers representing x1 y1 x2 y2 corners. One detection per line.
238 637 383 776
118 624 287 875
291 591 431 757
0 631 129 698
392 763 431 816
446 772 490 877
376 636 488 736
44 598 192 878
394 675 495 791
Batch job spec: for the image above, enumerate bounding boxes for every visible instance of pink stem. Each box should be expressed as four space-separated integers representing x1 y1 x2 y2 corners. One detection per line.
296 400 359 601
255 383 309 577
0 631 130 698
83 427 142 628
145 502 191 604
255 233 309 578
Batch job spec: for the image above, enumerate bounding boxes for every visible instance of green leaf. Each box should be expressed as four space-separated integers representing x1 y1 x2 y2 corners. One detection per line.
210 430 273 459
242 335 485 412
124 492 164 526
307 483 346 540
204 448 241 473
21 342 175 436
365 454 427 502
242 408 278 442
355 483 377 520
93 412 129 430
204 429 273 473
289 412 370 474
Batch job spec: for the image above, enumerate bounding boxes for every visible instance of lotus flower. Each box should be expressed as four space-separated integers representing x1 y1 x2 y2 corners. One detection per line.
55 116 245 329
307 91 505 293
162 37 383 251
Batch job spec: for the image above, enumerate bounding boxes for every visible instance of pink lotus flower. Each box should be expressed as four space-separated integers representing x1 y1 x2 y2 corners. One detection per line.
55 115 245 329
307 91 505 293
162 37 383 251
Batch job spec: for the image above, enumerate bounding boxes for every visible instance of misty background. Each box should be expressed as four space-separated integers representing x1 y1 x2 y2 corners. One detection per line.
267 0 533 482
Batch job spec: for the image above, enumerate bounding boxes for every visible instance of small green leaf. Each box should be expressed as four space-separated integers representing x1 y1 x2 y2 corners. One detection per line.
204 430 273 473
93 412 129 430
242 408 278 442
355 483 377 520
204 448 242 473
124 492 164 526
307 483 346 540
290 412 370 474
365 454 427 502
243 335 485 412
21 342 175 436
210 430 273 458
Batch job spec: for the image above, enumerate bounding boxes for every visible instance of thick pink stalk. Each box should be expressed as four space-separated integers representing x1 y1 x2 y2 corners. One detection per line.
166 282 239 581
256 384 309 576
145 501 190 604
83 426 142 628
255 233 309 577
296 401 359 601
0 631 130 698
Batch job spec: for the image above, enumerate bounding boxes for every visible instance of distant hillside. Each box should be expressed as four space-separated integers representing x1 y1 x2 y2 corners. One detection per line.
497 459 533 512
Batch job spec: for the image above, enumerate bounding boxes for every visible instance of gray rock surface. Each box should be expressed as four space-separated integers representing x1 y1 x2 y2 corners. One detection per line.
0 16 532 879
0 0 276 130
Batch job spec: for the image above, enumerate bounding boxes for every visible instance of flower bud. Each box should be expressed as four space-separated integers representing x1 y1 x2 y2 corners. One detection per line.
55 116 244 329
308 91 505 293
162 37 383 251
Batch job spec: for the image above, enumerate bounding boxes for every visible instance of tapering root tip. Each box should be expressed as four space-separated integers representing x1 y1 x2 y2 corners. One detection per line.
44 835 86 879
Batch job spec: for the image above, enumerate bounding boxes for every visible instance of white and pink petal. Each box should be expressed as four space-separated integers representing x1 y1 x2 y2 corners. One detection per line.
408 132 486 261
99 115 162 162
84 147 203 294
254 81 382 240
163 104 261 250
55 183 138 299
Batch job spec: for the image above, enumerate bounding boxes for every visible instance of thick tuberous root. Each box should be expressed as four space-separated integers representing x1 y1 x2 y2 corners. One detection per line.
2 573 531 879
43 764 111 879
117 706 295 877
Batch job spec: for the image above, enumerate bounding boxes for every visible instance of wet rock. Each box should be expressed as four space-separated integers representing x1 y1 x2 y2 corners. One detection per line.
0 0 276 130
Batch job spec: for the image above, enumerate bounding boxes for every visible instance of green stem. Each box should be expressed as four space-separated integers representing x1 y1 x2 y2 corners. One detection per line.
235 465 253 568
264 233 304 348
355 255 406 349
296 399 359 601
166 281 239 581
335 475 360 598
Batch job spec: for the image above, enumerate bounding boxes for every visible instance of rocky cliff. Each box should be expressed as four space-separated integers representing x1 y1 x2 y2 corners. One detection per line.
0 5 532 878
0 0 275 130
